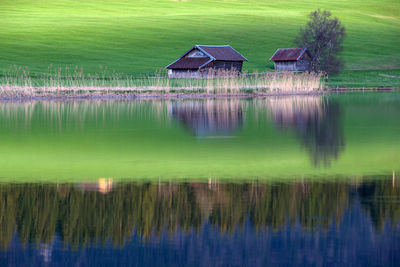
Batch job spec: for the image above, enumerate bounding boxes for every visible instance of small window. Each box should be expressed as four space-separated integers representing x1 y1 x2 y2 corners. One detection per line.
187 50 206 58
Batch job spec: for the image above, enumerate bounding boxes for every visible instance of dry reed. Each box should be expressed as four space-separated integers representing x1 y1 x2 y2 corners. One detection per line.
0 65 324 97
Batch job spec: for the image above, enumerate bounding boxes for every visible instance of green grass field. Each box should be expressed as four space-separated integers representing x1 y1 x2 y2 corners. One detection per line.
0 0 399 87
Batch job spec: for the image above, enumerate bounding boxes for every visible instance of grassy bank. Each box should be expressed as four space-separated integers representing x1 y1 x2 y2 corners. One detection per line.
0 0 399 87
329 69 400 88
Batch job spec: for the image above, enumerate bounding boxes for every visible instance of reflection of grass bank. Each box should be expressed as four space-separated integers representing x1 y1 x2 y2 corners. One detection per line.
0 67 323 96
0 93 398 182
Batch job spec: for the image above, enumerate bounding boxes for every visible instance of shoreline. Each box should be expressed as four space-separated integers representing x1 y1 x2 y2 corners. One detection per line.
0 87 396 102
0 91 323 102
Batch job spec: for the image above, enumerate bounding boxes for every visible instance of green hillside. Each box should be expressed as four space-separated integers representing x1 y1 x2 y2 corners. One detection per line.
0 0 399 86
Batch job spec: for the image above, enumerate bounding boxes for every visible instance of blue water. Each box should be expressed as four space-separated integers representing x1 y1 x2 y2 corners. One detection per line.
0 181 399 266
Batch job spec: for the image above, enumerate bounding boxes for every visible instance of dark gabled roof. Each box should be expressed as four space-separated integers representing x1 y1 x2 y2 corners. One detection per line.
166 57 211 70
269 48 310 61
166 45 247 70
197 45 248 61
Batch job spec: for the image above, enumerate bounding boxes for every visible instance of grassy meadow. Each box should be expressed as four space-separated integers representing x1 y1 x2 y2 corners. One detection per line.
0 0 399 88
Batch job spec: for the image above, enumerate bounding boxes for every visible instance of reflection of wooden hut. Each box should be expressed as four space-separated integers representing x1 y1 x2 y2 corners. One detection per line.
266 96 323 127
269 48 311 71
166 45 248 78
169 99 243 136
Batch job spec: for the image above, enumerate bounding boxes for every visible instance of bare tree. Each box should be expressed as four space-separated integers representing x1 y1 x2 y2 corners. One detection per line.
295 9 346 78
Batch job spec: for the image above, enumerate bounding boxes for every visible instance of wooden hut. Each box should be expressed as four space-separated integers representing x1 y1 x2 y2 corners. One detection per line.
166 45 247 78
269 48 311 71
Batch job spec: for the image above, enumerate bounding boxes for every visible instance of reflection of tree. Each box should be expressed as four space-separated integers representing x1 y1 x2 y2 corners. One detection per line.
208 184 250 232
170 99 243 136
249 182 349 231
0 186 17 250
302 101 344 166
58 183 203 248
0 178 399 250
268 97 345 166
17 185 58 246
358 178 400 231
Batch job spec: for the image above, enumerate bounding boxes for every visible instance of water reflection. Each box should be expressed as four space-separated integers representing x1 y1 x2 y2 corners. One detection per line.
77 178 114 194
0 95 398 180
1 178 399 252
168 97 345 164
169 99 243 137
266 97 345 166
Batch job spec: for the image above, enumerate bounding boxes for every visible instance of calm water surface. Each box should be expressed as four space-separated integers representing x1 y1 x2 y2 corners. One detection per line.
0 92 399 266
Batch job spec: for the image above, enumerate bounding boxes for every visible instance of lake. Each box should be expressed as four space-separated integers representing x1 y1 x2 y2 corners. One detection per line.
0 92 399 266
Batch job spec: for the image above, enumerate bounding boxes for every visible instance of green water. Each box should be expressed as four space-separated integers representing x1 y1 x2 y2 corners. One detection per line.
0 92 399 182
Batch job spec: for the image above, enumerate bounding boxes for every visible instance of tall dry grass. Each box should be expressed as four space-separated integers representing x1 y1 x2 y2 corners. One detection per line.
0 65 324 96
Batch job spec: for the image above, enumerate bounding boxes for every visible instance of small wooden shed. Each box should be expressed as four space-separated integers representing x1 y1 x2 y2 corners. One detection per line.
166 45 248 78
269 48 311 71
